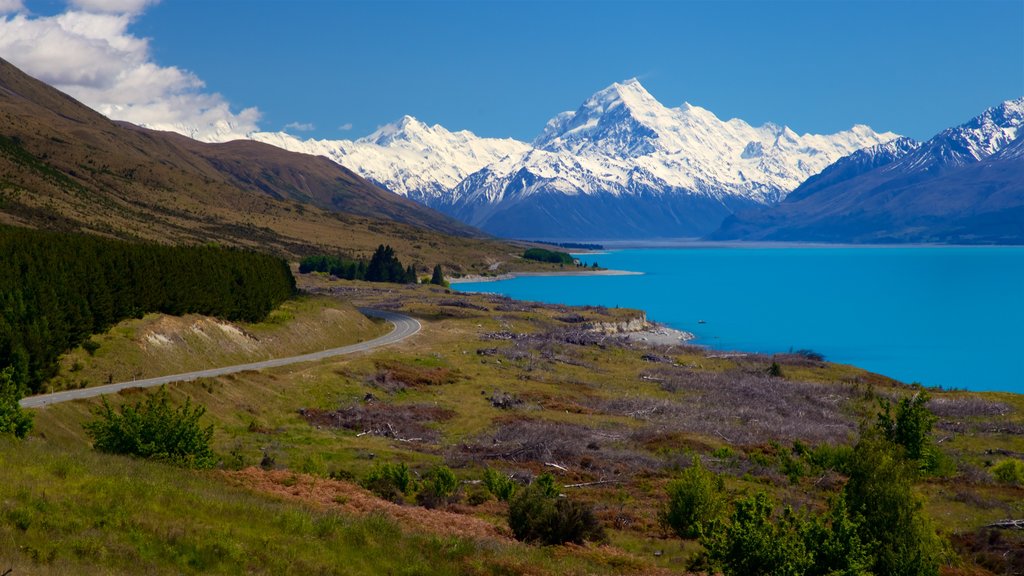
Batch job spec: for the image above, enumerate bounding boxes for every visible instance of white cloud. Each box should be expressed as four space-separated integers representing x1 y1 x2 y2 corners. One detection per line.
284 121 315 132
0 0 24 14
69 0 159 15
338 122 353 131
0 7 259 142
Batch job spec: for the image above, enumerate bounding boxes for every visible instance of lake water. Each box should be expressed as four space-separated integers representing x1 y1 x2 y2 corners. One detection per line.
455 247 1024 393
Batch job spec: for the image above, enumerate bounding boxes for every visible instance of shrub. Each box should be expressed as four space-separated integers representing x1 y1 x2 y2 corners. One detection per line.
876 391 937 464
992 459 1024 485
807 443 855 473
701 493 812 576
82 386 214 468
522 248 574 265
702 492 872 576
362 462 413 503
0 367 32 439
844 432 942 576
81 339 101 356
416 465 459 509
508 482 605 545
483 467 517 501
660 456 726 539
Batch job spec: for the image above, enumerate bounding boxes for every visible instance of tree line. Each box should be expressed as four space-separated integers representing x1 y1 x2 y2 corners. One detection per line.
0 225 296 397
299 244 417 284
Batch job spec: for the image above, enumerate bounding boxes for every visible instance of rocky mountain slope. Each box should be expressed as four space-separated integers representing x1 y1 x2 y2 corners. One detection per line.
711 98 1024 243
253 79 896 239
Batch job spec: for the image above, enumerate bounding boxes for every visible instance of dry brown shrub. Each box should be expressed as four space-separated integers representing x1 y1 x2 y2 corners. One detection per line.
371 360 460 392
223 468 509 541
454 418 658 476
927 396 1011 418
301 401 454 441
636 366 858 445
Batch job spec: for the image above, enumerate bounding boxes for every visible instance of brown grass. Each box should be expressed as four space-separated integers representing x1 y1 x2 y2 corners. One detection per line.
224 467 510 541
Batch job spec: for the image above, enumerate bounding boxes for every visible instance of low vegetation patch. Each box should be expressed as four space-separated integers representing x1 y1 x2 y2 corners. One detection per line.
301 400 454 442
83 386 214 468
522 247 575 265
371 359 460 391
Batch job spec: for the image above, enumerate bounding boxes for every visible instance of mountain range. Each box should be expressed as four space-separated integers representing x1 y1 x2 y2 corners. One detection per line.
711 98 1024 243
252 79 897 239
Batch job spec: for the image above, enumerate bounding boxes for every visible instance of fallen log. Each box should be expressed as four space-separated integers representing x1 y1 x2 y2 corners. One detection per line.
986 519 1024 530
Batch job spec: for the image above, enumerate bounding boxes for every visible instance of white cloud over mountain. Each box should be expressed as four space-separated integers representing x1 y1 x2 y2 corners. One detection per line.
0 1 259 142
0 0 24 14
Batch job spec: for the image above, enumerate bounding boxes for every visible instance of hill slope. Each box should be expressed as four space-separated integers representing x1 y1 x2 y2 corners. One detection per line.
0 57 499 265
711 99 1024 243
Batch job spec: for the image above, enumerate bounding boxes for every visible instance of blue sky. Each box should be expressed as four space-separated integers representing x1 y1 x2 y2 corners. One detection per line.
4 0 1023 142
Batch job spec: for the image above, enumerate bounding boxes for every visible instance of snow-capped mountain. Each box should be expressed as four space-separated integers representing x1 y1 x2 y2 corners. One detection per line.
251 117 529 205
447 79 897 238
250 79 896 239
888 98 1024 172
711 98 1024 244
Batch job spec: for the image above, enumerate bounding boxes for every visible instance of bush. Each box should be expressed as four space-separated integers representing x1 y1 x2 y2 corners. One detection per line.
82 386 214 468
362 462 413 503
522 248 574 265
992 459 1024 485
660 456 726 538
416 465 459 509
508 482 605 545
702 492 871 576
876 391 937 464
844 432 942 576
483 467 517 501
701 493 812 576
0 367 32 439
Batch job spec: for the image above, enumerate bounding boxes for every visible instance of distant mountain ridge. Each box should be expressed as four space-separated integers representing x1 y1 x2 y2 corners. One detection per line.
711 98 1024 244
252 79 896 239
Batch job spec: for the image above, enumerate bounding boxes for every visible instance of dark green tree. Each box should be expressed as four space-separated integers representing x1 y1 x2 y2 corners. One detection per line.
844 432 941 576
430 264 446 286
0 367 32 439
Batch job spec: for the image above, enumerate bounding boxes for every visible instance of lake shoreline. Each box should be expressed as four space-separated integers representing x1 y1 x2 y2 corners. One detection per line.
451 246 1024 393
449 269 642 284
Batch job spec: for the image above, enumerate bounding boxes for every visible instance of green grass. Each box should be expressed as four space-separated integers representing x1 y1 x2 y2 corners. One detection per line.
48 296 388 393
16 280 1024 574
0 439 660 575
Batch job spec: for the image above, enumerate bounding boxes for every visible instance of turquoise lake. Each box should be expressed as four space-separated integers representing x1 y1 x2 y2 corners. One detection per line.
455 247 1024 393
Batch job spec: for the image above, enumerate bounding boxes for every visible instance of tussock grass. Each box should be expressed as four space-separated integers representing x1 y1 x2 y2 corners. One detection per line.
0 439 658 575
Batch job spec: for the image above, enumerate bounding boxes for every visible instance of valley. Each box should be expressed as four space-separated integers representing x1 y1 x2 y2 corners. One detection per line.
6 274 1023 574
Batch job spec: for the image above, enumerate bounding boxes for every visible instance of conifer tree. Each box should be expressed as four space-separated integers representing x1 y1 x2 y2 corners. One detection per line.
430 264 445 286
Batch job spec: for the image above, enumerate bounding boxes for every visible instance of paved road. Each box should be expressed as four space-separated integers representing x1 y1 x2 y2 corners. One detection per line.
19 308 421 409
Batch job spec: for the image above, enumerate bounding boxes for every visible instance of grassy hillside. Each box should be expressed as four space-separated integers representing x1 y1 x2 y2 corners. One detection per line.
0 57 556 274
17 277 1024 575
47 296 387 393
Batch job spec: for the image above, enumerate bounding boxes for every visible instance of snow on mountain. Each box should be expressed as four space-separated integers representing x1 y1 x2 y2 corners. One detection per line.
711 97 1024 244
893 98 1024 172
447 79 897 237
251 116 529 205
250 79 897 238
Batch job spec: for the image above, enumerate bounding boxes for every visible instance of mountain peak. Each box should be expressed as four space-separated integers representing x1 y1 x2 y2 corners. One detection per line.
361 114 435 146
532 78 668 155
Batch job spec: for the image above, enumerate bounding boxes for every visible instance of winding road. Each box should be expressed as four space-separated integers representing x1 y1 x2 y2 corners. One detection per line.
19 308 421 409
